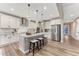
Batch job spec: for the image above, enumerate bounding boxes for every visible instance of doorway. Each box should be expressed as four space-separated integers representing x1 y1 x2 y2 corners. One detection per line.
64 23 71 40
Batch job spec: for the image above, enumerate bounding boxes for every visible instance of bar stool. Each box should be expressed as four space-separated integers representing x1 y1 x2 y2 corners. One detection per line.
29 40 39 56
37 38 44 49
42 36 47 45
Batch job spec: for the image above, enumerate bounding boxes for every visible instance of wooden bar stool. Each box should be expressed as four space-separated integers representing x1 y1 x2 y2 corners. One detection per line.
29 40 39 56
37 38 44 49
42 36 47 45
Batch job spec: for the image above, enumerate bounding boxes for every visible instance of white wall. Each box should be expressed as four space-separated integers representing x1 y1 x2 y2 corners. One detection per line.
64 19 73 23
72 19 79 41
75 19 79 40
70 22 76 39
50 19 61 25
70 20 79 41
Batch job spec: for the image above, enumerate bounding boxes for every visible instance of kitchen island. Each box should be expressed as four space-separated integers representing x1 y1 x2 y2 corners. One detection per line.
19 33 44 54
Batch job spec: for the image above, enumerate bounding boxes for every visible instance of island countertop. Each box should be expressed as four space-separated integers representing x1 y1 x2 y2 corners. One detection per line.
19 33 45 53
20 33 45 38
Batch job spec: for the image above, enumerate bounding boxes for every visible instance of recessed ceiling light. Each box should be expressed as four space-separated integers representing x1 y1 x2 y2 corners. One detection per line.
11 8 15 11
43 6 47 10
50 14 53 17
34 12 36 14
70 14 74 17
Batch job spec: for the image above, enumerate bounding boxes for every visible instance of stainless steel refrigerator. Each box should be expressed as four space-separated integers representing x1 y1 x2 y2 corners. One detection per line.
51 25 61 42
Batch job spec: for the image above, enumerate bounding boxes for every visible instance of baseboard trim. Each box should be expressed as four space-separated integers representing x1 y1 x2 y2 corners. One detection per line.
70 35 75 39
70 35 78 40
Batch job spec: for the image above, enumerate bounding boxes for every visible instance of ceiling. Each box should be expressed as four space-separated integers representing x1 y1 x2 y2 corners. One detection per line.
63 3 79 21
0 3 79 22
62 3 75 7
0 3 59 21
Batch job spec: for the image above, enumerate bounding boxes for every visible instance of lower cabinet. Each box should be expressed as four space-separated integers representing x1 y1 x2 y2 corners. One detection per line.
0 35 9 45
0 34 19 46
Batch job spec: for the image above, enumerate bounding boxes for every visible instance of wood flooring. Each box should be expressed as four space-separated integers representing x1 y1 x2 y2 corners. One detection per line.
0 36 79 56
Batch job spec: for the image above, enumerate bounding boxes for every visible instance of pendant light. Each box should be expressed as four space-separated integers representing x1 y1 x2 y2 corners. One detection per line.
27 4 31 26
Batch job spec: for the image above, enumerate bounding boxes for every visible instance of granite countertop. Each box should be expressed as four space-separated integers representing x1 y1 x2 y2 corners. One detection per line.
20 33 45 38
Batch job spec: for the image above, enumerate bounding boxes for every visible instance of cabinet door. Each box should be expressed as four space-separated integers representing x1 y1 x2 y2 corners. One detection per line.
0 35 9 45
10 16 16 28
0 13 21 28
0 14 10 28
10 17 21 28
15 18 21 28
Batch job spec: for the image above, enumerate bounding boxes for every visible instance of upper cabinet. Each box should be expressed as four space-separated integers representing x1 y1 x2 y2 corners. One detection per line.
0 13 21 28
15 17 21 28
0 14 10 28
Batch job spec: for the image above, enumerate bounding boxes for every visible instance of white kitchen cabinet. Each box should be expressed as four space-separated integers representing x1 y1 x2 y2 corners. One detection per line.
0 13 21 28
15 18 21 28
10 16 16 28
0 34 19 46
0 34 9 45
0 14 10 28
10 17 21 28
